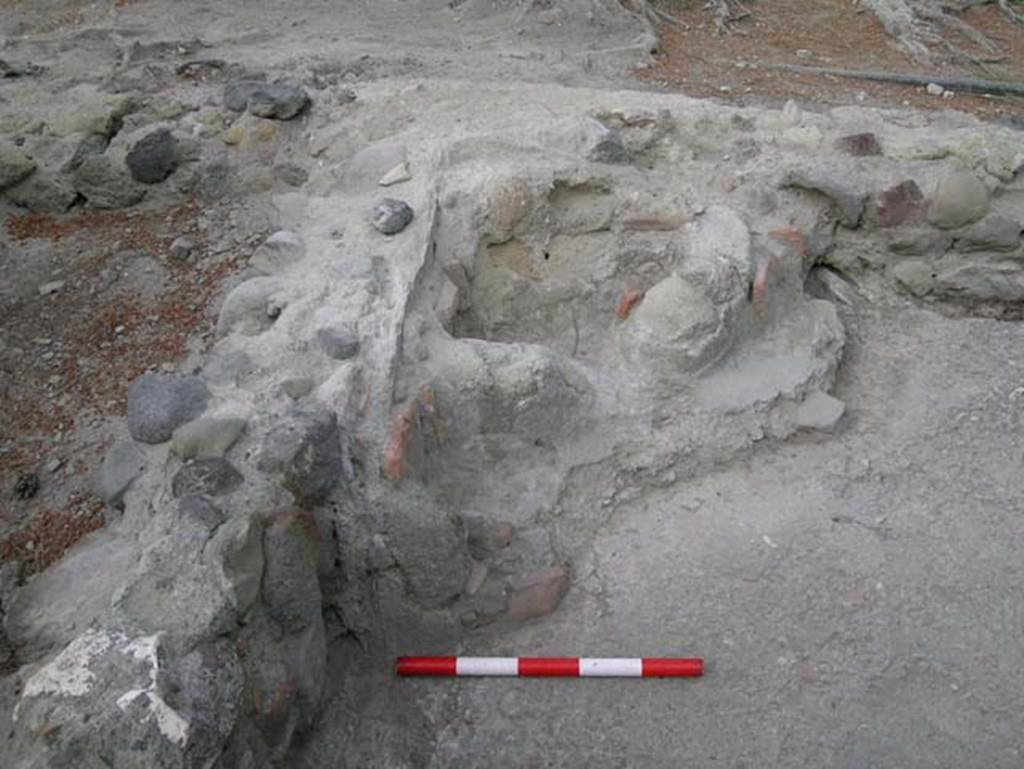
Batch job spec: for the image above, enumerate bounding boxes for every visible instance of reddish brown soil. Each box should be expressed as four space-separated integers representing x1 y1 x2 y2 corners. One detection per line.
639 0 1024 121
0 200 258 572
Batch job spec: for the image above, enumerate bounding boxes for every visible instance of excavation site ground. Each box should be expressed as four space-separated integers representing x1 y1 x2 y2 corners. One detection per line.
0 1 1023 767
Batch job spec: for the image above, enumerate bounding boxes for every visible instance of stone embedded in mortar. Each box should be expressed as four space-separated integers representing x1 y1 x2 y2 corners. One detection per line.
281 377 314 400
891 259 935 297
0 140 36 190
165 640 246 765
344 142 407 190
371 198 414 235
96 439 146 507
317 324 361 360
197 151 232 201
258 408 346 508
73 154 147 209
872 180 926 228
127 373 209 444
927 170 990 229
795 391 846 432
782 168 865 228
887 228 952 256
954 215 1021 253
211 514 264 614
178 494 228 531
172 457 245 498
217 277 284 337
5 172 77 213
235 613 325 756
834 133 881 157
169 235 195 261
261 511 322 632
249 230 305 276
11 629 242 769
224 80 309 120
461 513 515 561
203 349 256 387
379 160 411 186
62 132 109 173
126 129 178 184
622 273 720 372
506 565 570 621
171 416 247 460
587 124 629 164
275 162 309 187
386 502 469 609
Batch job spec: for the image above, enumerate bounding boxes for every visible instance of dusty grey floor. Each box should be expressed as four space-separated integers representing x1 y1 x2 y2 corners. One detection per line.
299 298 1024 768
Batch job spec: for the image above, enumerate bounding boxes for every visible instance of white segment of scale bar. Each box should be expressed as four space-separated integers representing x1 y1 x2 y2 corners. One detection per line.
579 658 643 677
455 657 519 676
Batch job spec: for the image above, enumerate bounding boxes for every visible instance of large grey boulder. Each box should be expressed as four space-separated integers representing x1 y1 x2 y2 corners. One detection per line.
127 373 209 444
927 170 990 229
11 629 244 769
224 80 309 120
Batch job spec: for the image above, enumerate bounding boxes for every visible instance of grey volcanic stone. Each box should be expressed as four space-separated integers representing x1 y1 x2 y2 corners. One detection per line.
0 141 36 190
928 170 989 229
11 630 242 769
588 125 629 164
224 80 309 120
371 198 413 235
96 439 145 507
126 129 178 184
261 511 322 631
281 377 314 400
275 162 308 187
5 172 77 213
316 325 360 360
171 416 247 460
258 409 345 508
171 457 244 498
169 235 195 261
127 373 209 444
955 216 1021 252
783 168 865 228
73 154 145 209
197 151 231 201
834 132 881 157
178 495 228 531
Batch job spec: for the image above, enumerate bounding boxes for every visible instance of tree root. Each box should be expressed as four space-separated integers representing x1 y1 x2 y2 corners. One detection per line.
707 0 753 33
757 61 1024 97
860 0 1023 65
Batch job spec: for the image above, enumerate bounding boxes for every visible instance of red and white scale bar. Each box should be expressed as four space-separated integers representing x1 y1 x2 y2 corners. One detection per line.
396 657 704 678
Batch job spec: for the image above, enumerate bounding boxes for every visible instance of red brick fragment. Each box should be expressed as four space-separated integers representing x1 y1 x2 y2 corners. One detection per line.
616 290 645 320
